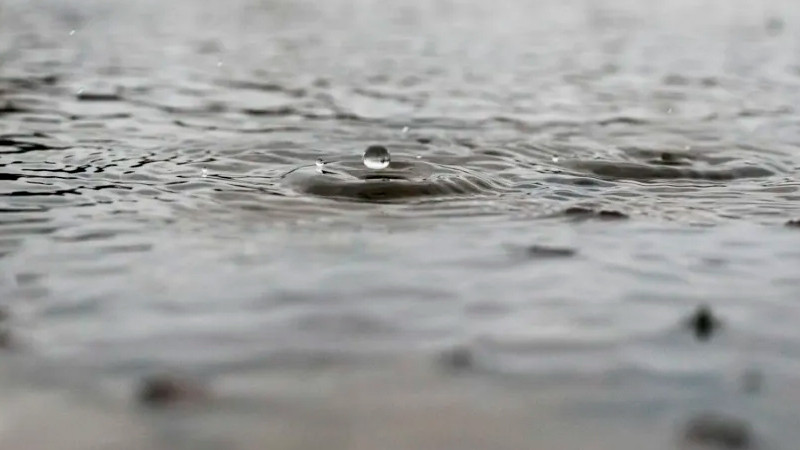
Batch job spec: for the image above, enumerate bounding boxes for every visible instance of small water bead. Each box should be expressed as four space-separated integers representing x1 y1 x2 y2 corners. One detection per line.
315 158 324 173
402 126 409 134
201 168 208 178
363 145 391 170
69 30 76 36
551 156 559 163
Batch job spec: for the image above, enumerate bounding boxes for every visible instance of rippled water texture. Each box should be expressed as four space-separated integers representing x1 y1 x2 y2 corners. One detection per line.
2 0 800 448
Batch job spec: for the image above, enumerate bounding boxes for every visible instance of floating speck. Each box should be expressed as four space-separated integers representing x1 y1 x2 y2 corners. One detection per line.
402 126 409 134
216 61 223 67
551 156 559 163
137 373 209 407
667 107 673 114
524 245 576 258
315 158 324 173
438 346 474 373
416 155 422 159
363 145 391 170
686 305 720 341
77 87 85 95
682 413 753 449
201 168 208 178
69 30 76 36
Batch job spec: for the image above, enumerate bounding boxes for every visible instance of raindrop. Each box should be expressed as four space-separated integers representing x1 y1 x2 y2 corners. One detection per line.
667 107 673 114
315 158 324 173
416 155 422 159
551 156 559 163
401 126 409 134
201 168 208 178
216 61 223 67
363 145 391 170
77 87 85 95
69 30 76 36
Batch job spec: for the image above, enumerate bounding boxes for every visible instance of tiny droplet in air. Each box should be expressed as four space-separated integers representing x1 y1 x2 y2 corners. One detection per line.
217 61 223 67
201 168 208 178
363 145 391 170
69 30 76 36
315 158 324 173
551 156 559 163
402 126 409 134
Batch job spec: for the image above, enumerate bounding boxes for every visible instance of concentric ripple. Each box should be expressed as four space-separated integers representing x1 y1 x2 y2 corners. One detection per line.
281 156 507 201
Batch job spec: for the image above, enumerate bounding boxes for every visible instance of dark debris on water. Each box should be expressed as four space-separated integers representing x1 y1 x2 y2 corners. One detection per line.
0 328 12 350
682 412 754 449
524 245 577 258
137 373 210 407
562 206 629 220
438 346 475 373
785 219 800 228
0 307 12 350
686 305 721 342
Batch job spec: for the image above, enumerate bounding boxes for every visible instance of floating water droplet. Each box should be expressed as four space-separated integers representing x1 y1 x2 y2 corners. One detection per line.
315 158 324 173
216 61 223 67
363 145 390 170
551 156 559 163
69 30 76 36
416 155 422 159
402 126 409 134
201 168 208 178
77 87 85 95
667 107 673 114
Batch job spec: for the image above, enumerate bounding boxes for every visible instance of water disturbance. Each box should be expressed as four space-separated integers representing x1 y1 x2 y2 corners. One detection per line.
1 0 800 448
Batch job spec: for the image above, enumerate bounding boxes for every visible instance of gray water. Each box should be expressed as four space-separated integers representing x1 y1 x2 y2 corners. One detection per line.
2 0 800 448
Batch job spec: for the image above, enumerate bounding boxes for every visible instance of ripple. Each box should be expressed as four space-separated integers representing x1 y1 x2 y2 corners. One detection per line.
564 159 776 181
281 156 506 202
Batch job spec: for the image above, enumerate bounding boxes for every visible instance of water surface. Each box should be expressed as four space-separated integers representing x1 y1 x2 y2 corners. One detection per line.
2 0 800 448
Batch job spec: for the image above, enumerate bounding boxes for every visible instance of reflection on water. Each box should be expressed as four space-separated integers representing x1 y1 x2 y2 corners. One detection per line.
2 0 800 448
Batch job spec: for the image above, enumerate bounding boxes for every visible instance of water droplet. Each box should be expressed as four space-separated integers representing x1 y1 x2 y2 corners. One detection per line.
315 158 324 173
76 87 85 95
216 61 223 67
363 145 390 170
69 30 76 36
667 107 673 114
201 168 208 178
416 155 422 159
551 156 559 163
401 126 409 134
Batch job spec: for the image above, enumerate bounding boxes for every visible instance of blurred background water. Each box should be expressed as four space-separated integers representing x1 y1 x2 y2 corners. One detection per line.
2 0 800 448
